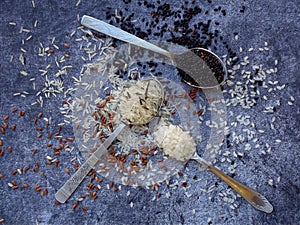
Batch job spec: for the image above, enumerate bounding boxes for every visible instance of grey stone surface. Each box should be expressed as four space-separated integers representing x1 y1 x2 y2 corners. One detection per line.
0 0 299 225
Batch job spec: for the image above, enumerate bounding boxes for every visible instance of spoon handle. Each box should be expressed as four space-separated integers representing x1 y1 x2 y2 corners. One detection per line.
207 163 273 213
81 15 171 57
54 155 97 203
55 123 126 203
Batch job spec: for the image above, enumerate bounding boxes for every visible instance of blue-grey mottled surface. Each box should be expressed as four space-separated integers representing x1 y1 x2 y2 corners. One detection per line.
0 0 299 225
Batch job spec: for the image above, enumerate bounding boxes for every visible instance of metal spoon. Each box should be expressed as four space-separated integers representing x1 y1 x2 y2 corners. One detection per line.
154 122 273 213
193 154 273 213
81 15 227 89
55 78 164 203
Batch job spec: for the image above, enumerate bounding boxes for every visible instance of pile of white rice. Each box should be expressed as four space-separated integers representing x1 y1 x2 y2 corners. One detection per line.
118 79 163 125
154 124 196 161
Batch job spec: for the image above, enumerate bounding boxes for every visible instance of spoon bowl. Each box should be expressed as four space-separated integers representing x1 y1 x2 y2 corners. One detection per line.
177 47 228 88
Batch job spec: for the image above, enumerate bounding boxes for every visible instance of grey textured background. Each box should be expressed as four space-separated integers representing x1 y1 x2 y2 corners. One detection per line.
0 0 299 224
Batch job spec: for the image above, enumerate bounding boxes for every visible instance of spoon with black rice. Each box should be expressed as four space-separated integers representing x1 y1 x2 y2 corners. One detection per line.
81 15 227 89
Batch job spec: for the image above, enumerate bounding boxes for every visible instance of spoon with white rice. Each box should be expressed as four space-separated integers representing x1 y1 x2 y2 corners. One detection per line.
55 78 164 203
153 124 273 213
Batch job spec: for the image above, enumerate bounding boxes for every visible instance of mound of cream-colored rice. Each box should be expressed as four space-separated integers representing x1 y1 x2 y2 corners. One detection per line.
119 79 163 125
153 124 196 161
